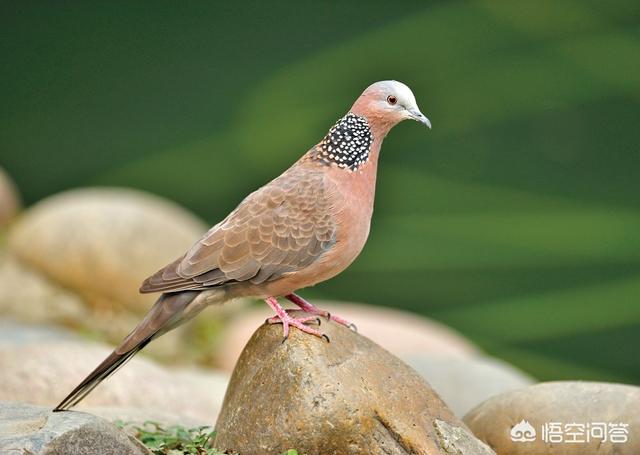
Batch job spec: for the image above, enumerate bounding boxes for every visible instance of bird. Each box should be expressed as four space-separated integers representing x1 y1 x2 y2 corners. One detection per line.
54 80 430 412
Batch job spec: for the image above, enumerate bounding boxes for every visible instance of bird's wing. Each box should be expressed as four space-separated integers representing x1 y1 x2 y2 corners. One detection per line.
140 168 337 293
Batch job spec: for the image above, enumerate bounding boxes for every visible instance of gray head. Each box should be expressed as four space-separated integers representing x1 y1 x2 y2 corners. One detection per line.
351 80 431 131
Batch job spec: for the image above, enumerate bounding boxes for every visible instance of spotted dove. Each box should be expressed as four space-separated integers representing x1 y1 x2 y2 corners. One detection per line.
54 80 430 411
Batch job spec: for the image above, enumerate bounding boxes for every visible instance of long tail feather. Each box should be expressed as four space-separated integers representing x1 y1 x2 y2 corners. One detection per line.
53 291 201 411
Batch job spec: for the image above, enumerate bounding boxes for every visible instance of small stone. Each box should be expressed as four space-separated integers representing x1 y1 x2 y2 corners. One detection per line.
464 381 640 454
214 311 494 455
402 354 535 417
0 401 150 454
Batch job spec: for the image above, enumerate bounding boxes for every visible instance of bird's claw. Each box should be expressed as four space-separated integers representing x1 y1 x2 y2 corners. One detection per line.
285 294 357 332
267 314 319 326
324 312 355 332
268 312 327 341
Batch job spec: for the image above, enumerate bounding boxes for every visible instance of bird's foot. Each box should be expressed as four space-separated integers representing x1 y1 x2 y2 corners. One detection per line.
285 293 357 332
264 296 329 342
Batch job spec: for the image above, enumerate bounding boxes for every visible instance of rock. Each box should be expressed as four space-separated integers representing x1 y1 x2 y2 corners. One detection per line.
402 354 535 417
464 381 640 454
0 252 88 326
7 187 206 313
214 311 494 455
0 337 229 426
0 167 20 227
433 419 495 455
0 401 150 454
217 302 479 371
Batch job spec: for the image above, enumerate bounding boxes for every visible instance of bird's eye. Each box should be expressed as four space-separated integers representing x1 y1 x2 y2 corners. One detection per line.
387 95 397 105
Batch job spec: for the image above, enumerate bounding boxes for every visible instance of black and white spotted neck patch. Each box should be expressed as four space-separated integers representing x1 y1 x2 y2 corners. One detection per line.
312 113 373 171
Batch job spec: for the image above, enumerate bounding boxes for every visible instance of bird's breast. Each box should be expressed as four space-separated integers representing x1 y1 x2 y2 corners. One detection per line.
318 160 378 277
247 158 379 297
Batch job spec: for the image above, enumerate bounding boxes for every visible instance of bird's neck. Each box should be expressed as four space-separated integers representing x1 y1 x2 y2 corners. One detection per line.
308 112 387 172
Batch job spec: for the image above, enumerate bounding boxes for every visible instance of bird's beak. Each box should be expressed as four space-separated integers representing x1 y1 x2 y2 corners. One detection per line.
408 109 431 129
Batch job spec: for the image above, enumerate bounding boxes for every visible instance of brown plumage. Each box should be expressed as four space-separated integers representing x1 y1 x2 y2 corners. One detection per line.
54 80 430 411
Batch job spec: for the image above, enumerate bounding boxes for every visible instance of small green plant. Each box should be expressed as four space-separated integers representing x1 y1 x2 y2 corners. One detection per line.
114 420 303 455
120 421 223 455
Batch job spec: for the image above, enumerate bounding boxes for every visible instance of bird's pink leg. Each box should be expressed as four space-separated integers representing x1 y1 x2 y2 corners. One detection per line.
264 296 329 342
285 293 357 331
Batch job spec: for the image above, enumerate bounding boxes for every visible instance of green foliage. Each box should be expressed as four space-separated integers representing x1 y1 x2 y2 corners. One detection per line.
121 421 223 455
114 420 303 455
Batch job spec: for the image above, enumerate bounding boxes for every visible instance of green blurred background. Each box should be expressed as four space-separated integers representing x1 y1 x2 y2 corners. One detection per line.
2 1 639 383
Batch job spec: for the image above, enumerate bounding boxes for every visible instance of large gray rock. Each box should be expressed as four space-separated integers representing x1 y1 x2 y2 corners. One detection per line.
403 354 535 417
464 381 640 454
215 311 494 455
0 334 228 426
7 187 206 314
0 401 150 454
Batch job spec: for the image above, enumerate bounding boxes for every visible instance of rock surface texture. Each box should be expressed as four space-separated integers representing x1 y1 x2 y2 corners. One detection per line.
464 381 640 454
0 401 150 455
214 311 494 455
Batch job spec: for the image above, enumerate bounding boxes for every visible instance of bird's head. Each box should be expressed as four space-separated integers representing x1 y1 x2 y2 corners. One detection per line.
350 80 431 134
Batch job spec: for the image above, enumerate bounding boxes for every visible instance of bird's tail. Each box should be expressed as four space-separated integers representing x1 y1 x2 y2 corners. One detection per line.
53 290 218 411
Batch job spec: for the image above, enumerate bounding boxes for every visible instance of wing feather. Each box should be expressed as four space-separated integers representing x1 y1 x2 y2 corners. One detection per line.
139 168 336 294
